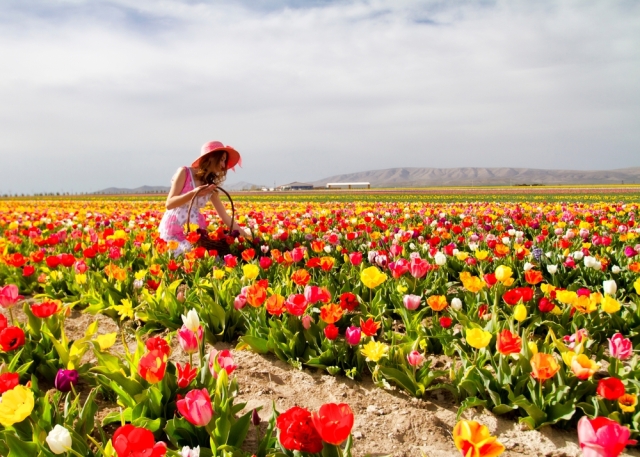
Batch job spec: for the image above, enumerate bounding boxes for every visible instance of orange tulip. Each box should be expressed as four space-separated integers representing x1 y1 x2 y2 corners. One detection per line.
319 256 335 272
320 303 343 324
453 420 505 457
530 353 559 382
265 294 285 316
570 354 599 380
246 284 267 308
427 295 448 312
291 269 311 286
524 270 543 285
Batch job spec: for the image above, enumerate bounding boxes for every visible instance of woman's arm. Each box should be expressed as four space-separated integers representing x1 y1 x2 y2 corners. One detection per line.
210 192 253 239
165 168 215 210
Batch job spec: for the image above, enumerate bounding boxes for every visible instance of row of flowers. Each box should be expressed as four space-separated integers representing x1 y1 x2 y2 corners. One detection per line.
1 199 640 456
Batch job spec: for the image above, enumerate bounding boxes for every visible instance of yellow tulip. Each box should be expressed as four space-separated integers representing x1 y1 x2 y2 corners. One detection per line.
513 304 527 322
619 394 637 413
0 385 34 427
601 295 621 314
555 290 577 306
634 278 640 295
95 333 117 351
466 328 492 349
528 341 538 355
360 340 389 363
475 250 489 261
561 350 576 366
242 264 260 280
361 266 387 289
213 269 225 280
495 265 513 283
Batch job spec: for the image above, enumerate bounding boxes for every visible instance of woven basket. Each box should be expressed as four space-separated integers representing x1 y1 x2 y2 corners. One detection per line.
184 186 235 257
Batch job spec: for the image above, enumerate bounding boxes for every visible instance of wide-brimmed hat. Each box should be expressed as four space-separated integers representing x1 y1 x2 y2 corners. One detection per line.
192 141 241 170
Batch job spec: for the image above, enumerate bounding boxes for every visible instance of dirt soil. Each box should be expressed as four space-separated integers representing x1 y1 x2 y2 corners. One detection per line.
7 305 640 457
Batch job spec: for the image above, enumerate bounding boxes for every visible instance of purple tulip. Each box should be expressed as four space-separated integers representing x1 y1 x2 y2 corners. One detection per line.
55 369 79 392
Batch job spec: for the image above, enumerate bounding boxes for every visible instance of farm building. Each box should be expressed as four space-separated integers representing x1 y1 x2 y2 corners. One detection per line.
276 182 314 191
326 182 371 189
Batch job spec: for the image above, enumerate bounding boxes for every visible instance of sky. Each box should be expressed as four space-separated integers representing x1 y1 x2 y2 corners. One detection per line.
0 0 639 194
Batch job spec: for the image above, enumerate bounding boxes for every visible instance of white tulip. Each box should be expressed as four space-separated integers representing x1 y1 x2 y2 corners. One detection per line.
181 446 201 457
573 251 584 261
451 298 463 311
603 280 617 296
501 237 511 245
508 229 516 236
593 261 603 271
46 425 72 454
323 245 332 253
545 251 553 258
452 249 459 256
547 265 558 275
182 309 200 333
434 252 447 266
523 262 534 271
584 256 597 268
468 242 478 251
612 265 621 274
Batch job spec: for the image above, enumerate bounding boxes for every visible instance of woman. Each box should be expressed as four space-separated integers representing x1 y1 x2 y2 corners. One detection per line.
158 141 251 256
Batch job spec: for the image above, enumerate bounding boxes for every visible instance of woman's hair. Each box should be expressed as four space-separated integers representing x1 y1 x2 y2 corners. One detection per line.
194 150 227 187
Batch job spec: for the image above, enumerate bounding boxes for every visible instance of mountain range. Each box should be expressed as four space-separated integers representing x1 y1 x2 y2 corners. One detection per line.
94 166 640 193
310 166 640 187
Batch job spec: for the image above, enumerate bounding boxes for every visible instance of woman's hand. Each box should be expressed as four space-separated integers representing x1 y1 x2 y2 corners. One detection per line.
242 228 254 240
192 184 217 197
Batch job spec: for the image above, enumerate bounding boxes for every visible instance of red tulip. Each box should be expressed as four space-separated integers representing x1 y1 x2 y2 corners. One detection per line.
176 362 198 388
0 372 19 394
0 327 25 351
177 388 213 426
361 317 380 337
324 323 339 340
112 424 167 457
138 350 167 384
31 301 59 318
276 406 323 453
311 403 354 446
285 294 308 316
496 329 522 355
145 337 171 357
339 292 358 312
597 378 625 400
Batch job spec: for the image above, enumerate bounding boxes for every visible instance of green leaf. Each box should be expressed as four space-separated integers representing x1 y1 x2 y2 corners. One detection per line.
456 397 488 420
237 335 269 354
377 367 420 397
228 411 252 447
5 433 38 457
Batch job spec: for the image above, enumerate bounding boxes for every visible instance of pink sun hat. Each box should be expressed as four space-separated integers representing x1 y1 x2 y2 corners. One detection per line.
192 141 242 170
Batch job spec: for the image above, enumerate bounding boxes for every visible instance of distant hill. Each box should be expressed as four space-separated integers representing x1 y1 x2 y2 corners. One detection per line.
94 181 262 194
94 185 170 194
311 167 640 187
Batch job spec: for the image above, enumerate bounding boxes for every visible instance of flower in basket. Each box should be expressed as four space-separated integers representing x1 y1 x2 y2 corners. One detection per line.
177 388 213 427
577 416 636 457
311 403 354 446
276 406 323 453
0 385 34 427
112 424 167 457
453 420 505 457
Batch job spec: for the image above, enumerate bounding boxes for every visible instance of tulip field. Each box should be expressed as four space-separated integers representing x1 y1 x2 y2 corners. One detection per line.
1 192 640 457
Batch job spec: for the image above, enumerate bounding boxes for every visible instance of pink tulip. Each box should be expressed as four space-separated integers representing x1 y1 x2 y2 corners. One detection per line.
209 349 237 378
178 325 201 354
302 315 312 330
345 326 361 346
608 333 633 360
407 350 425 368
410 257 429 279
403 294 421 311
0 285 23 309
388 259 409 279
291 247 306 263
623 246 636 258
348 252 362 266
259 256 272 269
577 416 636 457
389 243 403 258
304 286 331 305
234 287 248 310
177 388 213 426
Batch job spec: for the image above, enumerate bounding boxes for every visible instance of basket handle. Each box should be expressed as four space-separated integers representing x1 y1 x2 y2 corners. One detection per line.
185 186 235 237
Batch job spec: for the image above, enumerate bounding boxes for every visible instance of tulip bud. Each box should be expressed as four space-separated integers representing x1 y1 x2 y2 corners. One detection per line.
611 265 621 274
407 350 425 368
528 341 538 355
451 298 463 311
301 315 312 330
251 409 261 426
182 309 200 333
46 425 72 454
54 369 79 392
513 304 527 322
176 290 186 303
603 280 617 296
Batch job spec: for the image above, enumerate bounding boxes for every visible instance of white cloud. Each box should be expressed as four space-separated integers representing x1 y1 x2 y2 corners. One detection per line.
0 0 639 193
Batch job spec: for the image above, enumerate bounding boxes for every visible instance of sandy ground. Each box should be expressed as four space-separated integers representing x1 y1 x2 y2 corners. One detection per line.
6 305 640 457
